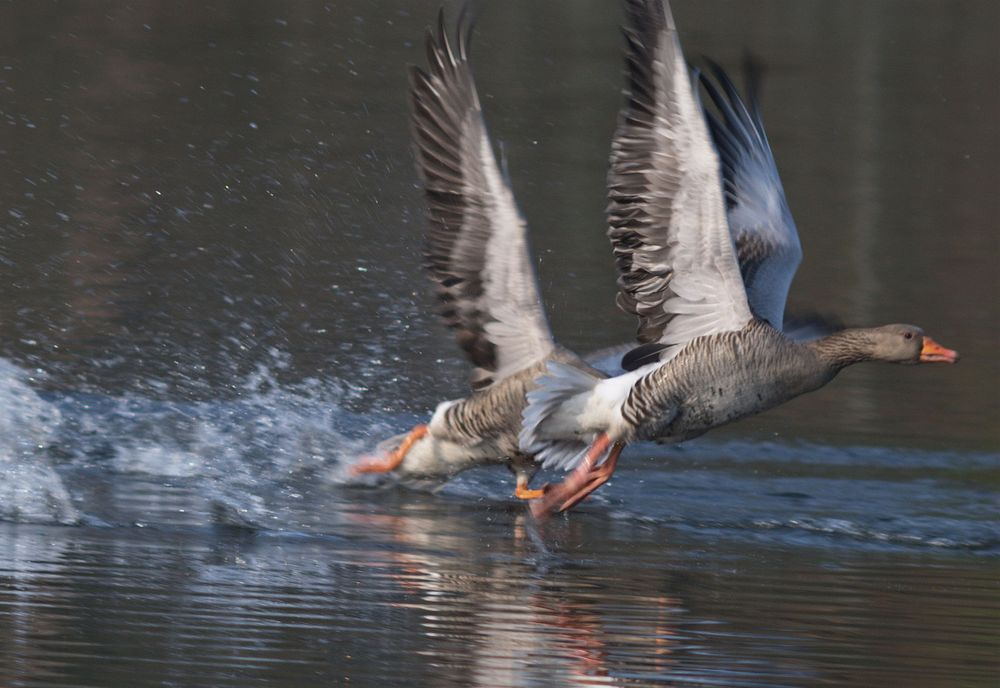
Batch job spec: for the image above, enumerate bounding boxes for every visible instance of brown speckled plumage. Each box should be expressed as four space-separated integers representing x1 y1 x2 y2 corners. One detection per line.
436 348 600 454
620 320 835 442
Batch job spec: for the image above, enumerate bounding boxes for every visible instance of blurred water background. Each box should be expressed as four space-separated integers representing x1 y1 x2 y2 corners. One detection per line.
0 1 998 685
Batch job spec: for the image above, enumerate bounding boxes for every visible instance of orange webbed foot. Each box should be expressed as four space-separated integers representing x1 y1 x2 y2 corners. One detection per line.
514 479 549 500
529 436 624 520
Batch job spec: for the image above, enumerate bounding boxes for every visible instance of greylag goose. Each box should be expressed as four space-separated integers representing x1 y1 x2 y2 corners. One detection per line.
519 0 958 517
351 10 605 497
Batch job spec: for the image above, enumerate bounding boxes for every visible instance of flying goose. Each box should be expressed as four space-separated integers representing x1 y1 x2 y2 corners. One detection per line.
350 10 605 497
519 0 958 518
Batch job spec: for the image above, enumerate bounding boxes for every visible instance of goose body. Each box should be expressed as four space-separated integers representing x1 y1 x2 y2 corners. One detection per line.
623 321 831 443
537 320 943 454
520 0 957 516
385 351 595 483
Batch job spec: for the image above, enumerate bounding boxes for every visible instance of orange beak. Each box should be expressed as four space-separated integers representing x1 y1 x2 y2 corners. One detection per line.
919 336 959 363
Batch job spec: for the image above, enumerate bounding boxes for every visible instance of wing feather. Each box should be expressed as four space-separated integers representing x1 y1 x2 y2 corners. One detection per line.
608 0 752 350
410 10 554 389
700 60 802 329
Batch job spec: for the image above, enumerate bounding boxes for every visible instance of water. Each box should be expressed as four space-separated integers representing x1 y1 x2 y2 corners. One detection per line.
1 1 998 685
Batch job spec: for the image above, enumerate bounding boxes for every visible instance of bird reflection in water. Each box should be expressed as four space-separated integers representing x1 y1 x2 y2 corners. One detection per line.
341 503 683 685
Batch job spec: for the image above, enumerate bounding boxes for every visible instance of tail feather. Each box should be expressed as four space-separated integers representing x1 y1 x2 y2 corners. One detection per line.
519 361 601 471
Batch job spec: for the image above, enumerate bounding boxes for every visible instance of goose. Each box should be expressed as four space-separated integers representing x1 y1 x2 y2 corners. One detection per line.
519 0 958 518
350 10 608 498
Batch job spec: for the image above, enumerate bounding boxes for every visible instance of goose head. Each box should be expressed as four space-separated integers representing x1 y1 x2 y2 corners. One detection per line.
812 324 959 367
869 324 959 365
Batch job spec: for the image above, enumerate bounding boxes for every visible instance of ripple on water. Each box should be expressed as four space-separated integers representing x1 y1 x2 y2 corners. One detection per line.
3 351 997 554
0 357 998 687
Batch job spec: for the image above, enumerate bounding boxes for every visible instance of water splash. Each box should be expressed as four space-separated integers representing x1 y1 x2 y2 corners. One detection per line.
42 351 403 529
1 353 995 553
0 360 79 525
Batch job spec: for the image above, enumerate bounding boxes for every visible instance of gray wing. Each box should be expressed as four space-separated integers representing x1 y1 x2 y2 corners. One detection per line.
700 61 802 330
410 11 554 390
608 0 752 350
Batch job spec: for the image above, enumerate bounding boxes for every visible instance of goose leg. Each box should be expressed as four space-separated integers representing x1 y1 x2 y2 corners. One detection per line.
510 453 547 499
530 433 621 519
351 424 428 475
514 473 548 500
556 442 624 512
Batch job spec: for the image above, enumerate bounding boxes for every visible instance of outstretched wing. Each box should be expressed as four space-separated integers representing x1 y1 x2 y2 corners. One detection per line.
608 0 752 352
700 61 802 330
410 10 554 390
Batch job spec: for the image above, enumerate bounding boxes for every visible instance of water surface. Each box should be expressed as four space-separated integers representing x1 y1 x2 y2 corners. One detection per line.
1 1 998 686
